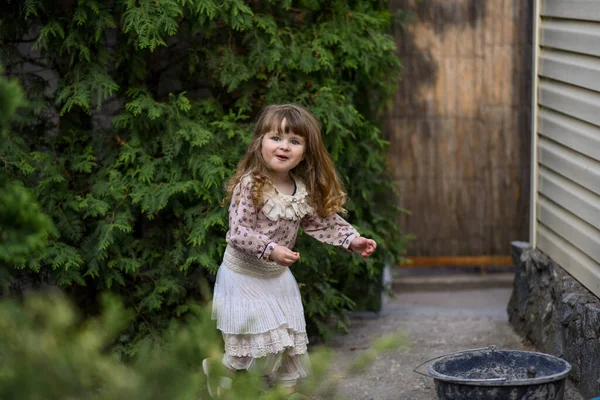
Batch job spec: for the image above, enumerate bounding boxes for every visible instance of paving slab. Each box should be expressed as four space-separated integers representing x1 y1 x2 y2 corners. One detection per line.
316 275 585 400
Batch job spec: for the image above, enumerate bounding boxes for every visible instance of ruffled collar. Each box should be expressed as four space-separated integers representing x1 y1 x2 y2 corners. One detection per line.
261 176 314 221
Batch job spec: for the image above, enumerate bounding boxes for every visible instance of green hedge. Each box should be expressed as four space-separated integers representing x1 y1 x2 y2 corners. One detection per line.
0 0 407 352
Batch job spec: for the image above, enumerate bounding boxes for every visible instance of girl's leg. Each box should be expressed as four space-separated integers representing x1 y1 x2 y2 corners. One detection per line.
222 353 280 392
276 352 311 390
202 357 233 398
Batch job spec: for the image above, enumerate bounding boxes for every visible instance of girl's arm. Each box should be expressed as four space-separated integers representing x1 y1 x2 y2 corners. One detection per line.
301 213 376 257
227 179 277 260
300 213 360 250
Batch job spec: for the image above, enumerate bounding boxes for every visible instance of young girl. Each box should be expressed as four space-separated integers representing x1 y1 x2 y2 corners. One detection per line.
206 104 376 397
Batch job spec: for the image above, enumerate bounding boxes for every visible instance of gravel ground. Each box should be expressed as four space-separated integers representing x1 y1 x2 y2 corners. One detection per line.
314 274 584 400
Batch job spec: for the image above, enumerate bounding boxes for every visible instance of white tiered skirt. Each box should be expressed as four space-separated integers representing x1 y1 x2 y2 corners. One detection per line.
211 263 310 381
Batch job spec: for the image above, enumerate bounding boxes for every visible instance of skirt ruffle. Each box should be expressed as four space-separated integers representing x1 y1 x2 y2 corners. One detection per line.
222 326 308 358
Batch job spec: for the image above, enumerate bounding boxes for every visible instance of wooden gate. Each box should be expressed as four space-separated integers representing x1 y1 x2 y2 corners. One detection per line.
386 0 533 265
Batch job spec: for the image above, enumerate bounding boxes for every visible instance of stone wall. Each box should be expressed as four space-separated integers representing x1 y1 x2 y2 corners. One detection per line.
508 241 600 398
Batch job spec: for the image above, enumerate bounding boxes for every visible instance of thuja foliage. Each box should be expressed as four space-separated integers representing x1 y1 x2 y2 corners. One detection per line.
0 71 56 293
0 292 316 399
1 0 407 349
0 291 408 399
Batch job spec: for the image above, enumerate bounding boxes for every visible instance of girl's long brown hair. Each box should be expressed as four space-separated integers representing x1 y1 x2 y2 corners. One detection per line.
225 104 348 218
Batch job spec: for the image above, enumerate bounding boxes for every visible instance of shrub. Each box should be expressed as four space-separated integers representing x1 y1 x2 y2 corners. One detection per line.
0 70 56 293
0 291 408 399
1 0 407 350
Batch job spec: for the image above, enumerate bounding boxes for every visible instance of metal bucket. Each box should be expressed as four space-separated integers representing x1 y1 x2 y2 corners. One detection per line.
414 346 572 400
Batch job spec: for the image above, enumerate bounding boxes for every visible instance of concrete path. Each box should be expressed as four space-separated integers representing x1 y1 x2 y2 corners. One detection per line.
317 273 584 400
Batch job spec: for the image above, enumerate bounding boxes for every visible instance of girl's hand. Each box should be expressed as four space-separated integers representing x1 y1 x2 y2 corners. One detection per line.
269 246 300 266
349 237 377 258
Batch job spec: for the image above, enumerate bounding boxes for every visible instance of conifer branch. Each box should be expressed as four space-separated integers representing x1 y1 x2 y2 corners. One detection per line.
110 188 129 224
62 167 72 181
127 287 155 337
11 54 51 70
115 188 130 210
0 38 37 44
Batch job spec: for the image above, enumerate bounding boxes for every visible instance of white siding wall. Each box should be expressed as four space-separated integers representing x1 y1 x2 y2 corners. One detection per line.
532 0 600 297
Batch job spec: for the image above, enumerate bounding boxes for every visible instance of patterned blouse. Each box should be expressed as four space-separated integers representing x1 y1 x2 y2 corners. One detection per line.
226 175 360 261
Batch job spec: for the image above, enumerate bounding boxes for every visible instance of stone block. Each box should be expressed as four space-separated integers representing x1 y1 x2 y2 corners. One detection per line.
558 297 574 326
511 240 530 264
583 304 600 340
530 248 550 268
580 338 600 395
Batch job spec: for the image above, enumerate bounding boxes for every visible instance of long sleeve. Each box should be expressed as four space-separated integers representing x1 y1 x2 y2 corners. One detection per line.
226 179 278 260
300 212 360 249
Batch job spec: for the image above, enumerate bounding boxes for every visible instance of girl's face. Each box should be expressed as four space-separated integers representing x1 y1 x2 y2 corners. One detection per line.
260 118 306 180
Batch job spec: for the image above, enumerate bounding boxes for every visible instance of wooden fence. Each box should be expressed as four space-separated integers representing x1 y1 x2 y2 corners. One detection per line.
387 0 533 266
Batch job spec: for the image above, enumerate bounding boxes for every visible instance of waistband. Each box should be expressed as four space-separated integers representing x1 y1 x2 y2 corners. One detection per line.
223 245 287 278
